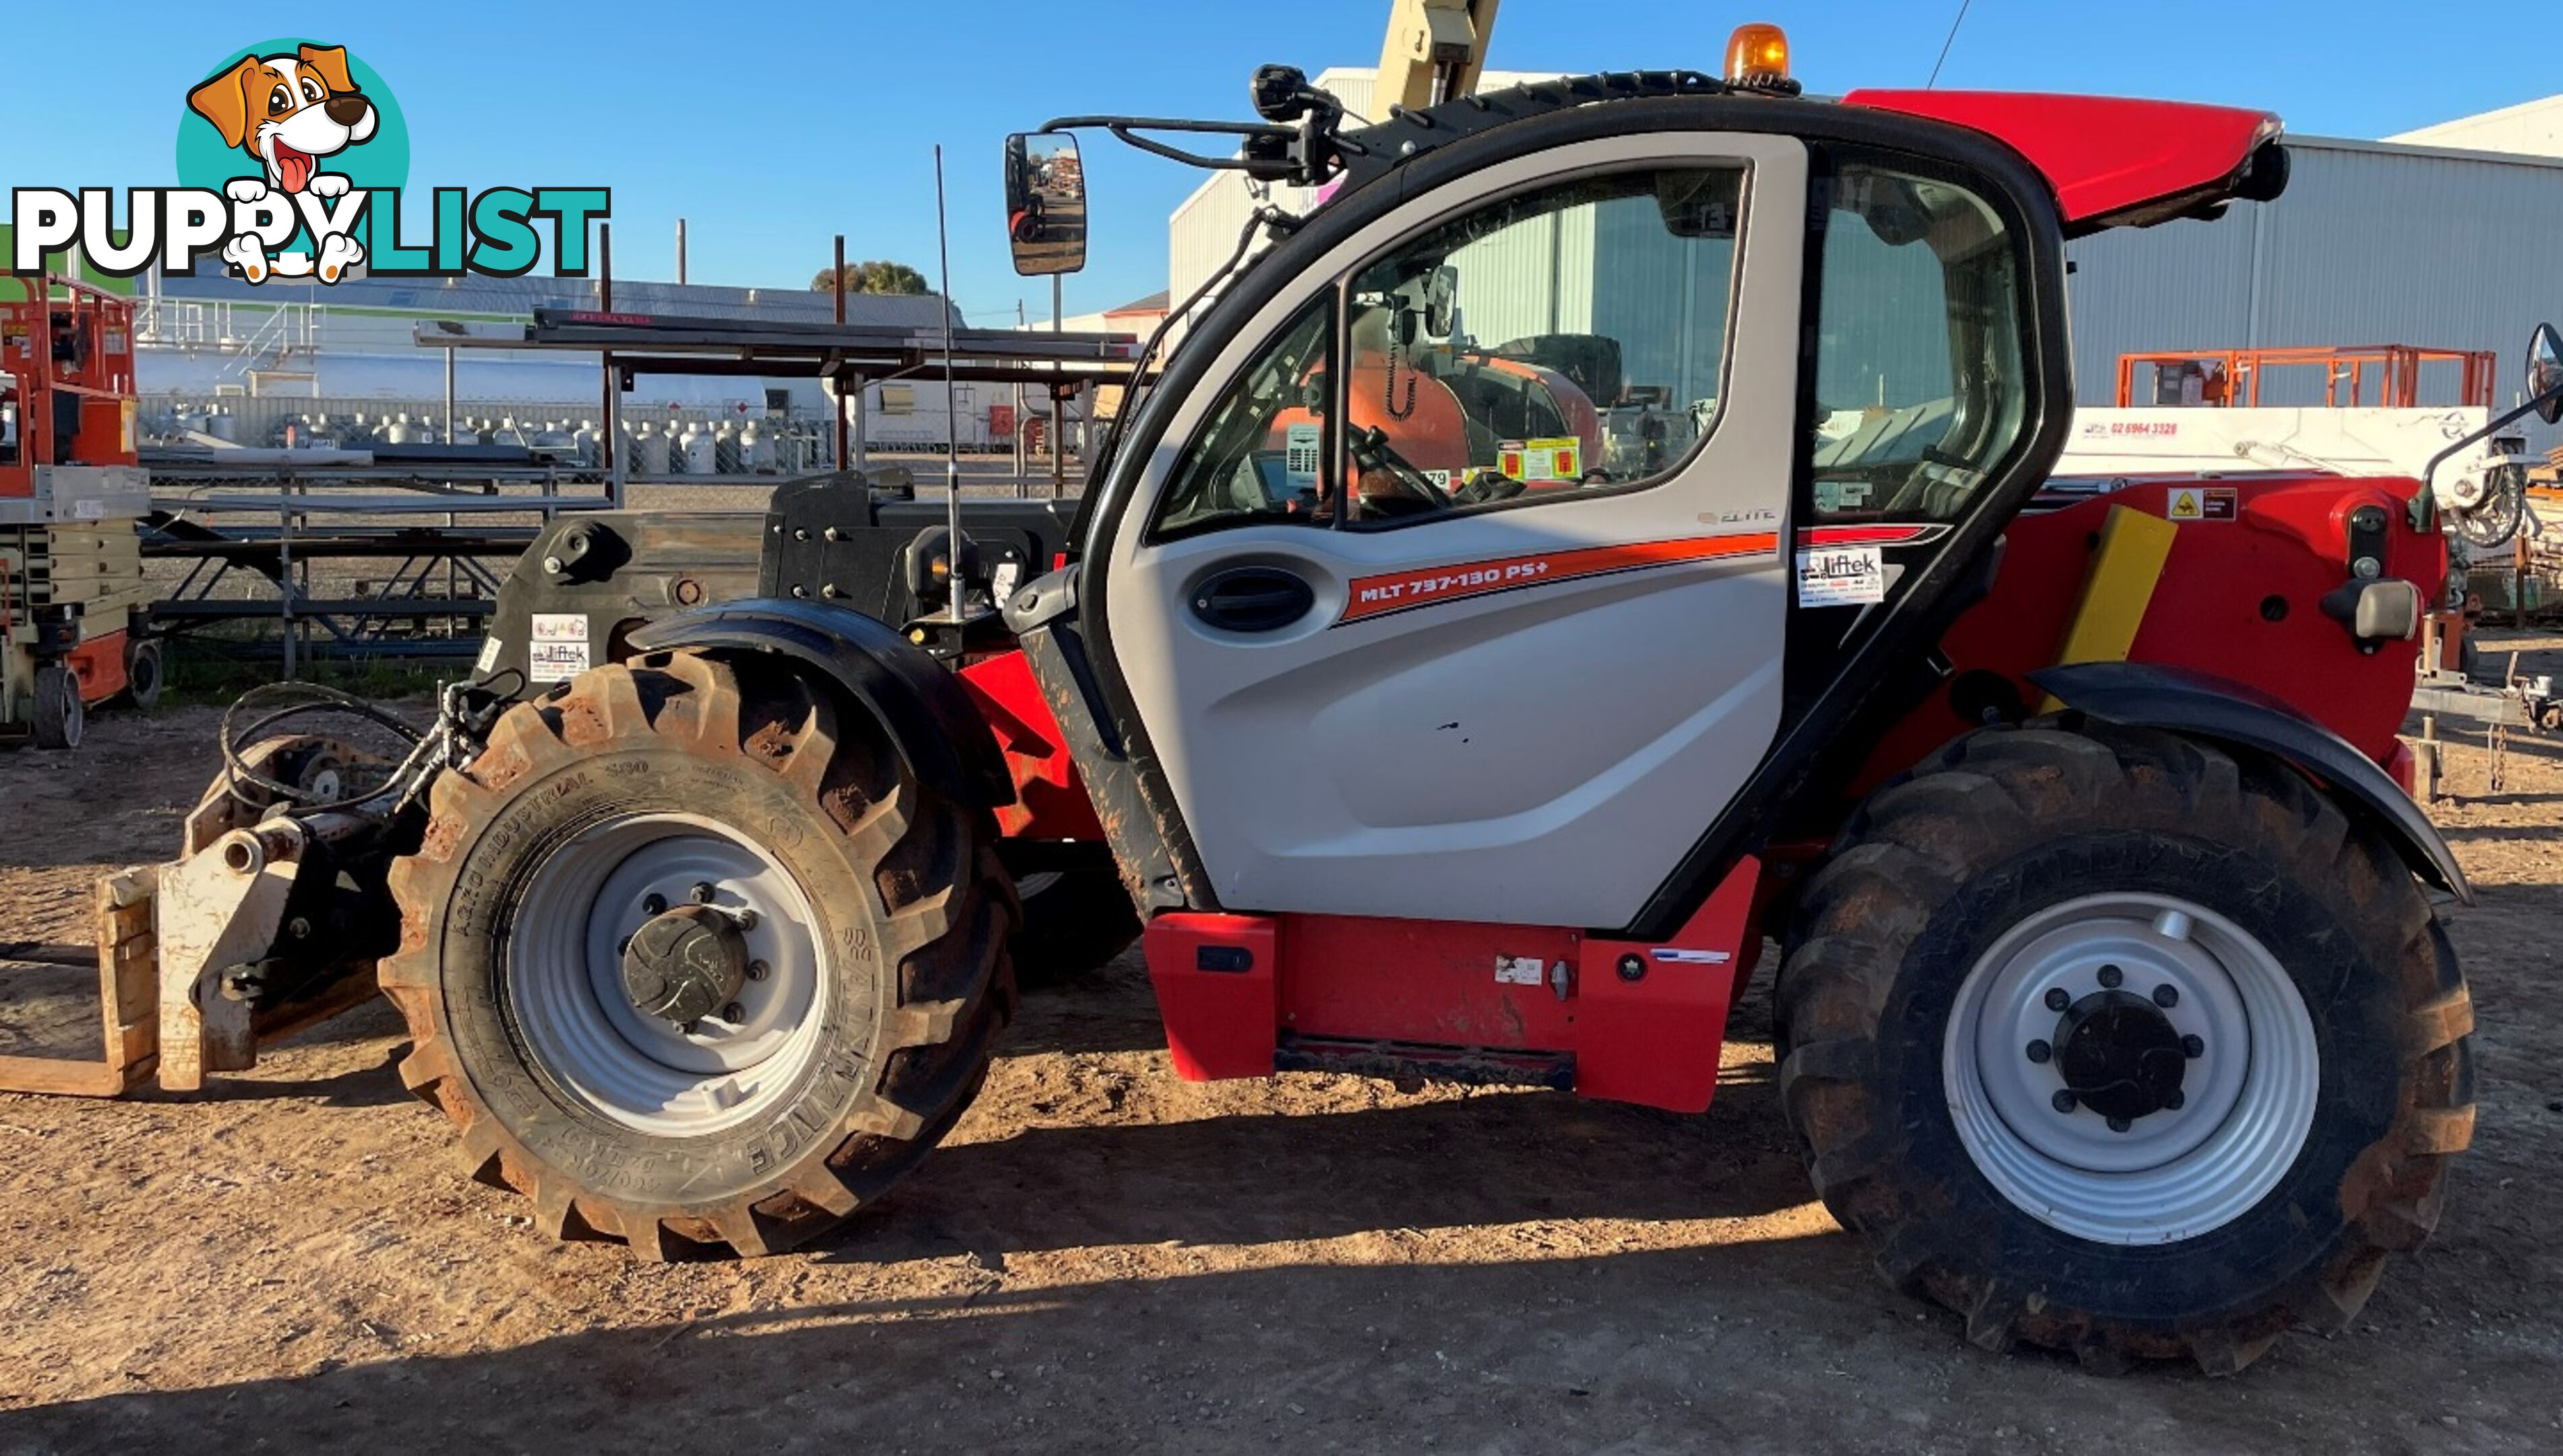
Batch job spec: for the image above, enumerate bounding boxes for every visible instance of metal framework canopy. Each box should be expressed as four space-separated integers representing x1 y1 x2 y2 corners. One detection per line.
416 311 1145 390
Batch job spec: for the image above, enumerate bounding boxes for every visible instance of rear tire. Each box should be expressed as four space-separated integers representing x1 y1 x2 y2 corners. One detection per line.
384 650 1017 1258
31 664 82 751
1776 722 2473 1373
122 637 164 710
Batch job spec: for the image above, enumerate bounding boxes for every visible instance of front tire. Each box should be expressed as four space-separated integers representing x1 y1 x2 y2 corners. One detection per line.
31 664 82 750
1777 723 2474 1373
384 651 1016 1258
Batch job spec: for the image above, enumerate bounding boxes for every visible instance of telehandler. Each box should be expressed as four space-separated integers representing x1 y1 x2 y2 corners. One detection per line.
22 25 2561 1374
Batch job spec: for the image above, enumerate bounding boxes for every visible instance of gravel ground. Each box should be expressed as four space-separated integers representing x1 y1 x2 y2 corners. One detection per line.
0 638 2556 1454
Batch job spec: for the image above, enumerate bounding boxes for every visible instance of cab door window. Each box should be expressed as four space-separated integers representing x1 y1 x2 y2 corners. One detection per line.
1808 162 2030 521
1341 166 1747 522
1149 295 1337 540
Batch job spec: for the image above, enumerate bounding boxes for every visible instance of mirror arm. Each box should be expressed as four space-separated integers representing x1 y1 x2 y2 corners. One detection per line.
1038 115 1335 184
2416 385 2563 530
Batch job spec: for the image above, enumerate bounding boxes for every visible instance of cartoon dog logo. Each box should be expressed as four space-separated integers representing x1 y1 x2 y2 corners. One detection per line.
186 43 376 282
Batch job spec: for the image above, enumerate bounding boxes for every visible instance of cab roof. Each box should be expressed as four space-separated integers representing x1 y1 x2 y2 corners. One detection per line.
1842 90 2288 233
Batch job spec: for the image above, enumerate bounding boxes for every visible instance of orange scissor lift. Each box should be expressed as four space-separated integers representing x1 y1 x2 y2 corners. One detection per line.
0 272 158 749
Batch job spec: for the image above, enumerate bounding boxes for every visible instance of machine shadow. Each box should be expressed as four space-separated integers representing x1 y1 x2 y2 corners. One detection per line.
810 1060 1808 1266
9 1238 1876 1452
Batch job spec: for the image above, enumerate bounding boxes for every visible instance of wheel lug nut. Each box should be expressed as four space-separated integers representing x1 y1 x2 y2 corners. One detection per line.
721 1002 744 1023
641 893 667 915
2106 1115 2132 1133
2165 1089 2186 1111
690 881 718 905
2051 1089 2078 1114
2152 983 2178 1008
735 908 759 931
2025 1039 2052 1064
2097 963 2123 990
2044 988 2071 1012
2181 1033 2205 1058
680 1019 700 1035
747 959 769 981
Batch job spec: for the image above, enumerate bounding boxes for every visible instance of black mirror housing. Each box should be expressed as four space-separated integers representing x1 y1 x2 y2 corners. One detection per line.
2527 322 2563 426
1006 133 1089 277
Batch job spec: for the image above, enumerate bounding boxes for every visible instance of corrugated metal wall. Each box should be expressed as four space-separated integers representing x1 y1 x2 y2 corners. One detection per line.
2066 138 2563 440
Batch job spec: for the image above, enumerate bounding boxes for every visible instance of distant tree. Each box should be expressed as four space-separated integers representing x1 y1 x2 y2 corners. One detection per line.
811 260 931 295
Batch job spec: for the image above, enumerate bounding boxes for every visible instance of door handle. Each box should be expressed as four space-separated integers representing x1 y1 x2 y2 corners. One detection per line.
1190 566 1315 633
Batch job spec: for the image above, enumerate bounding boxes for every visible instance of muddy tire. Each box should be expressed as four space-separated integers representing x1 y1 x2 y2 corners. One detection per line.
1776 721 2473 1374
384 650 1017 1258
1011 868 1141 986
31 664 82 751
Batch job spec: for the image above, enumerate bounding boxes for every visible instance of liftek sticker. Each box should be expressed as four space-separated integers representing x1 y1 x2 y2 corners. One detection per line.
992 561 1022 603
529 613 591 683
475 636 504 674
1284 423 1323 487
1651 948 1732 965
1796 545 1886 607
72 497 104 521
1495 955 1546 986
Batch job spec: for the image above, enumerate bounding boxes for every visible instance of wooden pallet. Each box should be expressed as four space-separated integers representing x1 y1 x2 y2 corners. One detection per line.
0 869 157 1096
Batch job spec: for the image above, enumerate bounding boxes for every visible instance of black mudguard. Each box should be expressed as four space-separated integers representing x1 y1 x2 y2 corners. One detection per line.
2030 661 2471 905
627 598 1015 811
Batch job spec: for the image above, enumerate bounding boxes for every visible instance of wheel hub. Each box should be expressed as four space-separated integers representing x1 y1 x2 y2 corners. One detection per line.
1942 892 2320 1245
2053 990 2188 1121
506 814 828 1136
621 904 749 1025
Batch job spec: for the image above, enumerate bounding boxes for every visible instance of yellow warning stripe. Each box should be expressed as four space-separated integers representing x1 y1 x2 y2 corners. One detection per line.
2039 504 2178 712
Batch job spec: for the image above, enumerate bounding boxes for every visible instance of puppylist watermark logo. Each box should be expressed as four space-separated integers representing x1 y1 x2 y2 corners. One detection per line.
8 38 608 284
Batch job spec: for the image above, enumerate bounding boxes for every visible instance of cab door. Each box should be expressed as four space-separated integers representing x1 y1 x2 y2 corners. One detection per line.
1100 134 1806 929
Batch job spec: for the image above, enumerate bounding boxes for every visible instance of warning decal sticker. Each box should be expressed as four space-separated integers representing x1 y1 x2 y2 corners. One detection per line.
2165 486 2238 522
529 613 592 683
1337 533 1779 626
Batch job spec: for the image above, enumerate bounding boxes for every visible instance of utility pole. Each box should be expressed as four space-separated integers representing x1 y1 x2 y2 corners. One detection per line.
1051 274 1066 496
1014 299 1029 495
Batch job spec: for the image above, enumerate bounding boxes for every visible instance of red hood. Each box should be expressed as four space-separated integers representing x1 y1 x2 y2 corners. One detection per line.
1842 90 2285 232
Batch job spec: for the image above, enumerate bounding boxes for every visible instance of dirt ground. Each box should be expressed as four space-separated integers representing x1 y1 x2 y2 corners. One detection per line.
0 640 2558 1455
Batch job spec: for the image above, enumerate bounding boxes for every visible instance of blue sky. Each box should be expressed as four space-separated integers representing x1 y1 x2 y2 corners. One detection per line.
1 1 2547 322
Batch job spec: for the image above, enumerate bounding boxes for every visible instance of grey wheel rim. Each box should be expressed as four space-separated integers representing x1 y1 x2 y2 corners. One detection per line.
1941 892 2319 1245
507 812 830 1136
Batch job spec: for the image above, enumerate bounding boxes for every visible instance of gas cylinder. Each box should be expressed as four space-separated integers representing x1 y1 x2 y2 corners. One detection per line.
741 419 776 473
679 420 715 473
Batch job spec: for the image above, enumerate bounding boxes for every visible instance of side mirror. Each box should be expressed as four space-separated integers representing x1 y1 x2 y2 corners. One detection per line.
1005 133 1088 277
1423 265 1459 339
2528 322 2563 426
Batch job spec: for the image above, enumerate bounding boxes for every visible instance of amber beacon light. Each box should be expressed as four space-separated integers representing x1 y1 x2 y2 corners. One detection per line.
1724 24 1799 94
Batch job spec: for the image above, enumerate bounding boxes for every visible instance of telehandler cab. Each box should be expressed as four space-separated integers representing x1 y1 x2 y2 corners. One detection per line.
30 27 2553 1374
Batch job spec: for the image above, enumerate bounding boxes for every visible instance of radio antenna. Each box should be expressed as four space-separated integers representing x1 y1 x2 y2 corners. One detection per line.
934 143 965 624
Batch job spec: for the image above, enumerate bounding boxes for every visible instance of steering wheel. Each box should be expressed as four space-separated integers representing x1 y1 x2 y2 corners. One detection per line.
1348 426 1455 512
